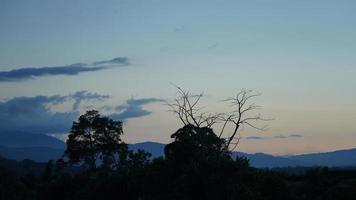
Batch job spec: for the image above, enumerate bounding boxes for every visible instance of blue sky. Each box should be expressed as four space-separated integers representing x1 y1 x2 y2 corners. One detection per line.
0 0 355 155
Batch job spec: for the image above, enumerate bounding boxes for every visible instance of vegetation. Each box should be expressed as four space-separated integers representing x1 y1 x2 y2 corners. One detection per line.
1 89 355 200
167 86 272 150
65 110 127 170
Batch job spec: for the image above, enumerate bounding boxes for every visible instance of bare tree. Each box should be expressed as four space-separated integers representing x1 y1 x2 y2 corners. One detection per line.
167 86 223 128
221 89 272 150
168 86 272 151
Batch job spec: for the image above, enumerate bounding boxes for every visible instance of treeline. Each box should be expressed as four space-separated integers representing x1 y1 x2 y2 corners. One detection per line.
1 110 356 200
1 148 356 199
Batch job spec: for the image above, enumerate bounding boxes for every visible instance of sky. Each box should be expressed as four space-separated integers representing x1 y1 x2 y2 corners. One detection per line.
0 0 355 155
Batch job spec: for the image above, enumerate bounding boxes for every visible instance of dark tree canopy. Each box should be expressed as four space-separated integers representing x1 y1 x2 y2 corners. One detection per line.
64 110 127 170
165 124 231 165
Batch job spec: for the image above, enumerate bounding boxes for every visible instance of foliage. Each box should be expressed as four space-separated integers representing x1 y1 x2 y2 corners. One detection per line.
165 124 230 164
64 110 127 170
1 109 356 200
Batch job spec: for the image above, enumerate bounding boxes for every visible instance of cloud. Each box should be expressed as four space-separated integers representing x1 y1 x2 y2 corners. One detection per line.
110 98 164 121
289 134 303 138
0 96 76 134
71 91 109 110
245 134 303 140
273 134 304 139
273 135 287 139
0 91 109 134
0 91 108 133
207 43 219 49
93 57 129 66
0 57 129 82
245 136 264 140
174 26 185 32
0 93 162 134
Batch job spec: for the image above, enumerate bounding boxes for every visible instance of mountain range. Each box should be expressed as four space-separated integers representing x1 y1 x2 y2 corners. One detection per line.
0 132 355 168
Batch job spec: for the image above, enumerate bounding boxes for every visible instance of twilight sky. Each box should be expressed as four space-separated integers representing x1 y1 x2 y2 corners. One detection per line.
0 0 355 155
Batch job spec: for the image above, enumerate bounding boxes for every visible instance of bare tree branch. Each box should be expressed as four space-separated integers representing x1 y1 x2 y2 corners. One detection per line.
167 86 272 151
221 89 271 149
167 85 220 128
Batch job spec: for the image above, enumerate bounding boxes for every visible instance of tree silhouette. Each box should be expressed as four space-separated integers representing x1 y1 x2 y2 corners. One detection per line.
64 110 127 170
221 89 273 150
165 124 230 164
168 86 271 150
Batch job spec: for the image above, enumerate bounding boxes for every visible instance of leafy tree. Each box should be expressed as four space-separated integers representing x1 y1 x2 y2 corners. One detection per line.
64 110 127 170
165 124 230 165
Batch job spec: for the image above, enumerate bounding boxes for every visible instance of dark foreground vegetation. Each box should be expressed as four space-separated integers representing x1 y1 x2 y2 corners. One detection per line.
3 156 356 200
2 150 356 200
1 110 356 200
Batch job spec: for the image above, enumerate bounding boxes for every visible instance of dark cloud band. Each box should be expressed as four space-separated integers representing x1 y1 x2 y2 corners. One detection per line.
0 92 162 135
0 91 109 133
0 57 129 82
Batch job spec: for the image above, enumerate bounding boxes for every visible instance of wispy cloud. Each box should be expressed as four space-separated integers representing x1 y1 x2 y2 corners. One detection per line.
207 43 219 49
273 135 287 139
245 134 304 140
282 134 304 139
71 91 109 110
93 57 129 66
245 136 264 140
0 57 129 82
110 98 164 121
174 26 185 33
289 134 303 138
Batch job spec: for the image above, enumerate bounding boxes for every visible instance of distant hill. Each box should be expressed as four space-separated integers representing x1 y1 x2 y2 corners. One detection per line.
288 148 356 167
1 135 355 168
128 142 356 168
0 131 66 162
0 141 166 162
131 142 356 168
0 131 66 149
129 141 165 158
0 146 64 162
232 152 303 168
